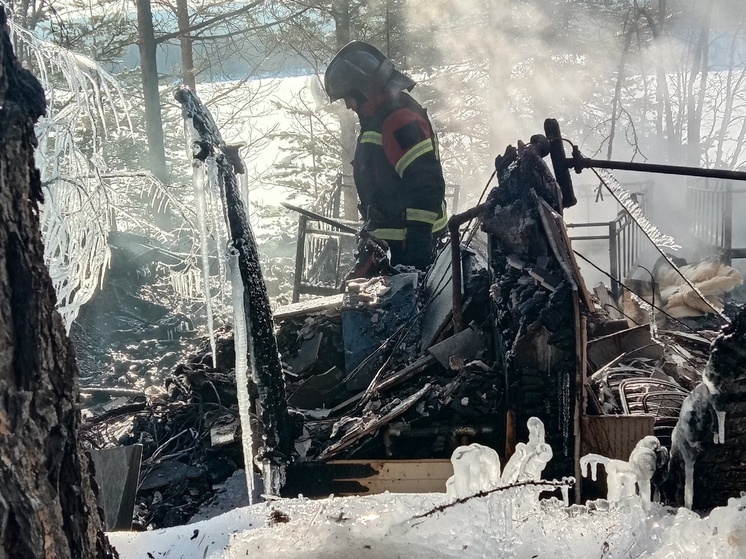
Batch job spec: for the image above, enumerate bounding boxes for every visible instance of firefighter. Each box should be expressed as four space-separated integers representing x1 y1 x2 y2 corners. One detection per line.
324 41 447 271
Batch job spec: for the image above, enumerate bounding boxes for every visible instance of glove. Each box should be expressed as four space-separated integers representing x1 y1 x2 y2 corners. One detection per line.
405 222 434 270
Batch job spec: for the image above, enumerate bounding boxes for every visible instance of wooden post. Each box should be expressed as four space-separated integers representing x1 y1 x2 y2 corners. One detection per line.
174 86 292 493
292 215 307 303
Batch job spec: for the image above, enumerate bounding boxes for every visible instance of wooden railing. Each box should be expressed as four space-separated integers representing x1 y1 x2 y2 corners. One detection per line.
687 178 746 263
290 176 462 302
568 182 652 299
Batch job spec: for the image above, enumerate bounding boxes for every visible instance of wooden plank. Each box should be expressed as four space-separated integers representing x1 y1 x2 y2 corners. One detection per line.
580 414 655 501
285 459 454 497
335 459 453 495
319 384 432 460
89 445 143 531
580 415 655 460
273 293 344 320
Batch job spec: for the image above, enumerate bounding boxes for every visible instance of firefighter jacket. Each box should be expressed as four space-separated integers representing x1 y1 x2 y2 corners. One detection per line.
353 92 447 248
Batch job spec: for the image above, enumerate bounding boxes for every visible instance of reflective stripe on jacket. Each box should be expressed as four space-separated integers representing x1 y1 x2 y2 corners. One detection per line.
353 92 447 241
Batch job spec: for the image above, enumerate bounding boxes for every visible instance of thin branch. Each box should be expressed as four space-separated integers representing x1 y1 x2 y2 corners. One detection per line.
410 479 573 522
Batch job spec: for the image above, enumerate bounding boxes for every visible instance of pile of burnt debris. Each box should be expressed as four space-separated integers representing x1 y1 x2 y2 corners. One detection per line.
79 125 746 531
72 231 200 393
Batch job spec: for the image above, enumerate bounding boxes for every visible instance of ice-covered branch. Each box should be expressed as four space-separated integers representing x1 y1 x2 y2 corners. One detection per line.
9 17 133 330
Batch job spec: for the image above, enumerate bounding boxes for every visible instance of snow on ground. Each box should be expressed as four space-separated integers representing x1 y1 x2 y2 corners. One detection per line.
108 487 746 559
109 439 746 559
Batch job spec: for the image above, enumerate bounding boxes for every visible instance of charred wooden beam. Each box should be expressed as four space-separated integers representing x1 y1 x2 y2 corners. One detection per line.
483 143 579 479
174 86 293 480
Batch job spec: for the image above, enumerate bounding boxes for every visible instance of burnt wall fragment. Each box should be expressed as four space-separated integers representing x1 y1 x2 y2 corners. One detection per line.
483 144 578 478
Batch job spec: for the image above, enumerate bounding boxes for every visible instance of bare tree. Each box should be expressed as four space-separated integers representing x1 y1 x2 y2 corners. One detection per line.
136 0 169 186
685 0 714 165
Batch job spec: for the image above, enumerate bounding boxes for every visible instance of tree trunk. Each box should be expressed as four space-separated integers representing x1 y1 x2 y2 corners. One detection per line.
135 0 169 185
174 86 293 495
715 32 745 168
607 9 638 160
686 0 714 166
0 8 117 558
176 0 197 91
332 0 358 221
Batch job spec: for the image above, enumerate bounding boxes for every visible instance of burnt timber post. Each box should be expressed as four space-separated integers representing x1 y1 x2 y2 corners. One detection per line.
483 137 587 485
174 86 292 491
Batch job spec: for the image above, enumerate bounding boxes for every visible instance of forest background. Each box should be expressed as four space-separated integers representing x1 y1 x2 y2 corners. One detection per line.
7 0 746 329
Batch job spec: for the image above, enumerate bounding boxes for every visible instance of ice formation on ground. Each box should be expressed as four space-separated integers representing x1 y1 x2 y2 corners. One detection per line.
446 444 502 498
109 418 746 558
501 416 553 484
110 467 746 559
581 435 666 510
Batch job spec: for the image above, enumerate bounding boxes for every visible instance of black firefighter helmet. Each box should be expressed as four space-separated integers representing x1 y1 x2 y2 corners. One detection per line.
324 41 416 102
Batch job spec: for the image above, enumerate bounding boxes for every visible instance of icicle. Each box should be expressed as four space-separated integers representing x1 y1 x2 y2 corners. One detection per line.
228 245 256 504
595 169 680 250
560 484 570 507
262 461 287 498
684 460 695 510
716 410 726 444
191 147 218 370
596 169 729 323
580 454 605 482
239 168 250 210
501 418 552 485
207 159 230 310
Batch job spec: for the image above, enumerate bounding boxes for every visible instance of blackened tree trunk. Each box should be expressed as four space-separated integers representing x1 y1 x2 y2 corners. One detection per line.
0 8 117 558
174 86 292 493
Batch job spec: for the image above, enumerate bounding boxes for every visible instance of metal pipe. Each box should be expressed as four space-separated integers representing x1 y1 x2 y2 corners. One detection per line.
448 203 489 333
568 153 746 182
